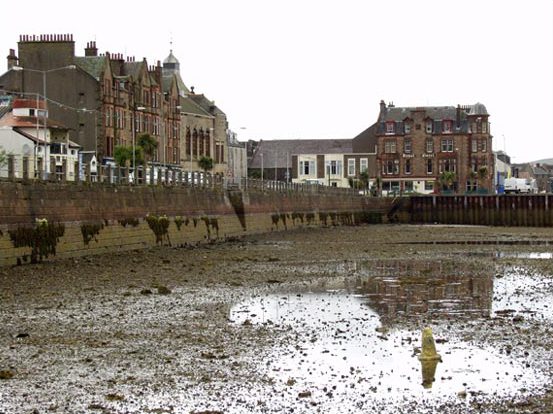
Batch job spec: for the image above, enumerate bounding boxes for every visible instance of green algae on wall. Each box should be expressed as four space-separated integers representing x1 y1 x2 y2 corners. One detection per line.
8 219 65 263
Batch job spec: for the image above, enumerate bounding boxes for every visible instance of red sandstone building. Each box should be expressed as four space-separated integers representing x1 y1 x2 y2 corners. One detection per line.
0 34 229 174
375 101 493 194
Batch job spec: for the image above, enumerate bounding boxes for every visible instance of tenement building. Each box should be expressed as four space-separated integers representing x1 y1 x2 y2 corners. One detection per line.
0 34 228 173
376 100 493 194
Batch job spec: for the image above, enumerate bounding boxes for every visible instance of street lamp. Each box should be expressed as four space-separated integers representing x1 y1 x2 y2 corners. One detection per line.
12 64 76 178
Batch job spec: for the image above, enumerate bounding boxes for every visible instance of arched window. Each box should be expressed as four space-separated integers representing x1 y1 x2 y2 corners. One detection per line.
192 128 198 156
205 129 211 157
185 126 191 155
199 128 205 155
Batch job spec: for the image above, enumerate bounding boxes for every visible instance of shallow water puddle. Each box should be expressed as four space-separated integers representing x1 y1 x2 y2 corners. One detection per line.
230 263 548 405
493 267 553 321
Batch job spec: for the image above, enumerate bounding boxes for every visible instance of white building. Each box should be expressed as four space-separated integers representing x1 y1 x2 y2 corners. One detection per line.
0 97 80 180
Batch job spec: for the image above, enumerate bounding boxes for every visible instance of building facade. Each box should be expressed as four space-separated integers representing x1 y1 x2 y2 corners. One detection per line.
375 101 493 194
0 97 79 179
0 34 228 173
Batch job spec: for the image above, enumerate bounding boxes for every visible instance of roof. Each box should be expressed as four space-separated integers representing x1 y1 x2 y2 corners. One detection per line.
250 139 352 168
123 61 143 79
12 127 43 144
162 74 190 96
381 103 489 122
163 50 179 65
178 96 211 117
74 56 106 80
0 112 69 130
188 94 226 116
352 123 377 153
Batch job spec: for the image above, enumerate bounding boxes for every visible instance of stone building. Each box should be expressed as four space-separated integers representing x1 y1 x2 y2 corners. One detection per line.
375 100 493 194
0 34 228 173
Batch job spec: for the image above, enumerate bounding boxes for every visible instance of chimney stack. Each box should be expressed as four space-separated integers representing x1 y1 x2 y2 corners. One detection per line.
378 99 387 121
7 48 18 70
85 41 98 57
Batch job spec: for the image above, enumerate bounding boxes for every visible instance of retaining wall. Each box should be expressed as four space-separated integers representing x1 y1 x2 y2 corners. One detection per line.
410 194 553 226
0 182 392 266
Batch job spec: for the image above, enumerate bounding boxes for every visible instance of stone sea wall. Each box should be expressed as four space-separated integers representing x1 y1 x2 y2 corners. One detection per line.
0 182 392 266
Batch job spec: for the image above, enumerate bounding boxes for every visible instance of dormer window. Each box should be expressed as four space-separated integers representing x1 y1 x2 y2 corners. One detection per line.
386 122 395 134
443 120 452 133
425 120 433 134
404 122 411 134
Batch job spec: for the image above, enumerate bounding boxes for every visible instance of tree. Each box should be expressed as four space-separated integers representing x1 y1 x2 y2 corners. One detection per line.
114 145 143 168
137 133 158 165
439 171 456 192
359 171 370 192
198 156 214 173
478 166 488 181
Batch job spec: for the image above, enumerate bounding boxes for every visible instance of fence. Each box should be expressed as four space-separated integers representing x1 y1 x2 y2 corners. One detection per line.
0 154 364 197
410 194 553 227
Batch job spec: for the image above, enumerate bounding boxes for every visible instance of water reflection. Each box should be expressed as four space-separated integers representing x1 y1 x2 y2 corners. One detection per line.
229 260 547 407
353 260 494 322
421 358 440 389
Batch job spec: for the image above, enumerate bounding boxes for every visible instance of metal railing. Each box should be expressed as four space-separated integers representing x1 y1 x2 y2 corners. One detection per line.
0 154 366 197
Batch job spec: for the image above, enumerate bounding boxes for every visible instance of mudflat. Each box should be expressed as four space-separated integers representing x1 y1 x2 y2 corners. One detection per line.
1 224 553 413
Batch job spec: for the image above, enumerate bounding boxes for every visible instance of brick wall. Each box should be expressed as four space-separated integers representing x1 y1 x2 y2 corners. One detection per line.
0 182 392 266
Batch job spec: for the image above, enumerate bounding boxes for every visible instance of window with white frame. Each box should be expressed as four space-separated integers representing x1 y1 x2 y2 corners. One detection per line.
360 158 368 173
347 158 355 176
384 140 396 154
385 159 399 175
426 120 433 133
326 160 342 176
426 159 433 174
404 122 411 134
405 159 412 174
441 139 454 152
426 139 434 153
481 139 487 152
386 122 395 134
471 139 478 153
299 160 315 175
404 139 412 154
443 120 452 133
439 158 456 173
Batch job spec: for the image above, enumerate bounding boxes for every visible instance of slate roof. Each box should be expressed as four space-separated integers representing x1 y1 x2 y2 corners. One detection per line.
123 61 143 79
178 95 211 117
162 74 190 96
74 56 106 80
381 103 488 122
188 94 226 116
352 123 377 153
250 139 352 169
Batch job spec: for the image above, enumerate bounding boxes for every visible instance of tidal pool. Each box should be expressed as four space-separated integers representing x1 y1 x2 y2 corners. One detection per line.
230 261 549 411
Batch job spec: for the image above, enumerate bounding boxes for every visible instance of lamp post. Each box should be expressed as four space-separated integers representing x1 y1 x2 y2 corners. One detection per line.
12 65 76 178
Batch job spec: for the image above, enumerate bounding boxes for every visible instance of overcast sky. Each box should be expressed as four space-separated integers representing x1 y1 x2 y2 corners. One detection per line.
1 0 551 163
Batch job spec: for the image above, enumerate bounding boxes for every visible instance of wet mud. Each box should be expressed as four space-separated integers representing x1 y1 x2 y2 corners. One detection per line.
1 224 553 413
